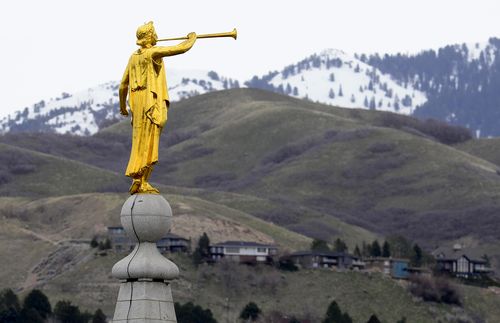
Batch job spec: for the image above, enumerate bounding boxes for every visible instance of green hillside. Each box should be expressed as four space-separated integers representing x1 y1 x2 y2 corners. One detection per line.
455 138 500 167
35 252 500 323
3 89 500 250
0 143 128 197
3 89 500 321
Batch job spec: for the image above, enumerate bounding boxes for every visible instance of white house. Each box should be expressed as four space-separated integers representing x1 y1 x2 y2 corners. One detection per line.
209 241 278 264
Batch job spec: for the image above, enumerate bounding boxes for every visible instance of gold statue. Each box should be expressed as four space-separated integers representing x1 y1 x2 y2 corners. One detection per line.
119 22 196 194
119 22 237 194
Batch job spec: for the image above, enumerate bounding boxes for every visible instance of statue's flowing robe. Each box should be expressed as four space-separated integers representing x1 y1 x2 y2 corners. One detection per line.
122 48 169 177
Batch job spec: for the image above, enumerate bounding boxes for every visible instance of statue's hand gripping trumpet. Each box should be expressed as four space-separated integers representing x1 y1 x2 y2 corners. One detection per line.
119 22 236 194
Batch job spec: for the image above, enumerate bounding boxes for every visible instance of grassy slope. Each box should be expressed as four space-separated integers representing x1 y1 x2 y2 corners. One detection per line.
141 90 500 246
3 89 500 247
0 143 128 197
455 138 500 167
40 252 500 323
0 192 311 290
3 89 500 320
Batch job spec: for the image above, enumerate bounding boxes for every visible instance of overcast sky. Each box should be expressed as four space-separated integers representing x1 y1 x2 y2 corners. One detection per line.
1 0 499 116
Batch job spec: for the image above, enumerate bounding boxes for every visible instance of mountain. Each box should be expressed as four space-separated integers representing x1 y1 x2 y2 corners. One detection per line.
367 38 500 137
247 38 500 137
245 49 427 115
0 69 240 136
3 38 500 138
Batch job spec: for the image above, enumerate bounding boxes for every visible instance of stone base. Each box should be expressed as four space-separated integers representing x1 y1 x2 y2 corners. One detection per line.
113 280 177 323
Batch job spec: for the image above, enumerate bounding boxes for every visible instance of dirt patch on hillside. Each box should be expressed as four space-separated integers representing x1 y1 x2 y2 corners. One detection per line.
172 214 275 245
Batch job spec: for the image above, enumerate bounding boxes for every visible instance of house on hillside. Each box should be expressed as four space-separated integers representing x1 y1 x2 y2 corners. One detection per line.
107 226 190 253
209 241 278 264
364 257 410 279
433 244 492 278
288 251 365 270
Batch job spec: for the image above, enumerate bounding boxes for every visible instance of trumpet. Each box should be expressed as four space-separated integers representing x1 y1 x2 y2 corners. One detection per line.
157 28 237 42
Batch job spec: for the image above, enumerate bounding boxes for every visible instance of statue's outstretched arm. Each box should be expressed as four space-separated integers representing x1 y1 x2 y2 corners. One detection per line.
119 61 130 116
152 33 197 59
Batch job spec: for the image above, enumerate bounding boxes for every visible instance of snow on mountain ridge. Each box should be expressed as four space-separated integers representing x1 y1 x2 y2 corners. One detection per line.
267 49 427 115
0 69 240 136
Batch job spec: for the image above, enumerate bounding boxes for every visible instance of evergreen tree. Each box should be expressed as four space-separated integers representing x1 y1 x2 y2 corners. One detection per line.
363 96 369 108
311 239 330 252
371 240 382 257
0 307 19 323
323 300 342 323
0 289 20 312
92 308 107 323
350 94 356 103
329 73 335 82
342 312 353 323
240 302 261 321
54 300 85 323
329 88 336 99
293 87 299 96
354 245 362 257
386 235 413 258
18 307 44 323
412 244 423 267
0 289 20 323
98 238 112 250
23 289 51 319
90 236 99 248
366 314 381 323
175 302 217 323
369 97 376 110
193 232 211 265
333 238 348 253
382 241 391 257
361 241 370 257
338 85 343 97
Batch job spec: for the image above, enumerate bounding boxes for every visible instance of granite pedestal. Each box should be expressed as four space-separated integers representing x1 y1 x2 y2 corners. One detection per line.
112 194 179 323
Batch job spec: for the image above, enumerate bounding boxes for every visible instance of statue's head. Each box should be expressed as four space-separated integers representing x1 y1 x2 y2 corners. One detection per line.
136 21 158 47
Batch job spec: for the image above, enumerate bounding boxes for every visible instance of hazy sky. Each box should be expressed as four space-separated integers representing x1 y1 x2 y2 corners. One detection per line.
1 0 499 115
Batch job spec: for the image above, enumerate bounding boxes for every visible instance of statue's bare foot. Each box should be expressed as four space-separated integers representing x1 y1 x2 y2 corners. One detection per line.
139 181 160 194
129 179 141 194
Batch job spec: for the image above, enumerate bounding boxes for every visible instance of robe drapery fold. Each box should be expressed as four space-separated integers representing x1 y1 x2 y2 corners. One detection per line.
123 48 170 177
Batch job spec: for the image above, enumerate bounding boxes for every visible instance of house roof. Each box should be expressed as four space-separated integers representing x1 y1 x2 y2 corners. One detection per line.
211 241 277 248
107 226 188 241
289 250 358 259
161 233 189 241
432 245 487 263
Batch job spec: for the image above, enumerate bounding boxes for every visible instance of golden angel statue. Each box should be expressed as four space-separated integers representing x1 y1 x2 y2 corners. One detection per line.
119 22 196 194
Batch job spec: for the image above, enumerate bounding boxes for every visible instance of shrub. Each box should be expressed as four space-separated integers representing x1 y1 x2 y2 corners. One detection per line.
175 302 217 323
278 256 299 272
310 239 330 252
54 300 88 323
408 275 461 305
378 113 472 145
23 289 51 319
92 308 107 323
240 302 261 321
